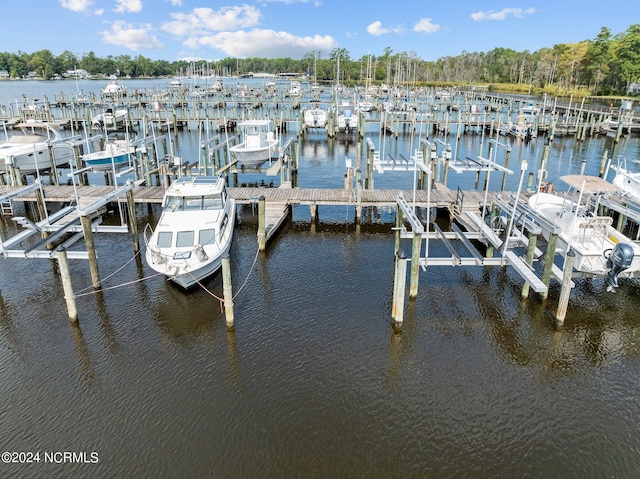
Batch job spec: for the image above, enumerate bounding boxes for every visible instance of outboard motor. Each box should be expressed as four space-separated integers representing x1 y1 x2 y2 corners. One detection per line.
605 242 635 290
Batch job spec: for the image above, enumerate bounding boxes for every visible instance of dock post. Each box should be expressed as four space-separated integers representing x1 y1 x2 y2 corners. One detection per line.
521 231 537 299
391 249 407 327
356 179 362 222
221 254 234 331
126 187 140 253
80 215 101 289
599 149 609 178
556 250 575 327
257 195 266 251
409 229 421 298
394 202 404 257
580 157 587 175
501 146 512 191
540 233 558 300
310 202 317 222
56 247 78 323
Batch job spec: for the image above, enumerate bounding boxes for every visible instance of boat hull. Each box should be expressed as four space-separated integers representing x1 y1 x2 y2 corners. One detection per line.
1 142 74 174
83 152 130 171
145 191 236 290
230 141 278 167
528 192 640 275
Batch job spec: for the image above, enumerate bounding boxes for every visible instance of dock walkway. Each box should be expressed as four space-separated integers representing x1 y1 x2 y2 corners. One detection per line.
3 184 493 211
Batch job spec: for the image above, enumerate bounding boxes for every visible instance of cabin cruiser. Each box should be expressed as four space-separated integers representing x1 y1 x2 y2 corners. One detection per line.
0 123 74 175
145 175 236 289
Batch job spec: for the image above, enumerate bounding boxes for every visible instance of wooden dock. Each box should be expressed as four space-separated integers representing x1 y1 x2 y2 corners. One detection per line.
2 183 492 211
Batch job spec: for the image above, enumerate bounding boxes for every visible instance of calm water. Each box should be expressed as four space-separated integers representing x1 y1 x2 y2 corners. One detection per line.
1 81 640 478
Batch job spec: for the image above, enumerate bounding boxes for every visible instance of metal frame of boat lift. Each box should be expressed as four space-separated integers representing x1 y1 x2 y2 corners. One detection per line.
390 143 593 329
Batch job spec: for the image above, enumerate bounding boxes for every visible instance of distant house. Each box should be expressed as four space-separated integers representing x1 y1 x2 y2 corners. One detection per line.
628 83 640 95
0 70 9 79
64 69 89 79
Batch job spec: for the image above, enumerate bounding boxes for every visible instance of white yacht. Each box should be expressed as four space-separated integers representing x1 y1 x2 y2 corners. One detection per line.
229 119 278 167
145 176 236 289
0 123 74 175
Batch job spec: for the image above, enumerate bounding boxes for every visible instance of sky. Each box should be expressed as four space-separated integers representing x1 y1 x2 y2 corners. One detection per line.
1 0 636 62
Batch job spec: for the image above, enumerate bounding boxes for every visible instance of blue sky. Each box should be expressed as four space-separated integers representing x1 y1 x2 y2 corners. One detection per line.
2 1 636 62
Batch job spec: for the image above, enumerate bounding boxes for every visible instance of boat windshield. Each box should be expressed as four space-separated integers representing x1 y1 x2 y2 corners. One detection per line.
164 193 224 211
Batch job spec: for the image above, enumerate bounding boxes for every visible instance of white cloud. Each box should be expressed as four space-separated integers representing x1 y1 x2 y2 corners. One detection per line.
184 29 337 59
413 18 441 33
59 0 93 12
162 6 261 36
470 7 535 21
101 21 163 51
366 21 403 36
115 0 142 13
166 0 182 5
367 21 390 36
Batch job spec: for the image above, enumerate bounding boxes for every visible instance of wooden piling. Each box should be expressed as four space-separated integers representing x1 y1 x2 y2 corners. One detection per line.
391 249 408 327
80 215 101 289
521 231 537 299
556 250 575 327
540 233 558 300
126 188 140 253
221 254 234 330
56 247 78 322
410 230 421 298
257 195 266 251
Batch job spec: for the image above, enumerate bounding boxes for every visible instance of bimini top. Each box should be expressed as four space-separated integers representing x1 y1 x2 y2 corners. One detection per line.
560 175 622 194
166 175 225 194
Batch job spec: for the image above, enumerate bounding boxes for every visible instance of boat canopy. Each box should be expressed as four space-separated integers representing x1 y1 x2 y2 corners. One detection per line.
559 175 622 194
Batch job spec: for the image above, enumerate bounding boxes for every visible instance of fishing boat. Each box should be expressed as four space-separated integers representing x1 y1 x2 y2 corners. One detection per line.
145 175 236 289
528 175 640 289
609 157 640 201
100 80 126 98
91 107 128 129
229 119 278 167
81 132 135 171
304 106 327 129
336 100 356 132
507 119 537 140
0 122 74 175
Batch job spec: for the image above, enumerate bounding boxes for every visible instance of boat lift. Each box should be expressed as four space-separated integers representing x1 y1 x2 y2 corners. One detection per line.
390 152 588 329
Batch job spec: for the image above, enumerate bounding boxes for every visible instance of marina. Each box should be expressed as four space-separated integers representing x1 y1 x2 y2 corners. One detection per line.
1 78 640 477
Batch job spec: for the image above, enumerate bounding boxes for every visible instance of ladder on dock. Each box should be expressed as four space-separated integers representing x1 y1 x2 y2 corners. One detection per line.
1 201 13 216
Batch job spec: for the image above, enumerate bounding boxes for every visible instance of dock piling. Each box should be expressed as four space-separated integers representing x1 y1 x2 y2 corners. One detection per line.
222 254 234 330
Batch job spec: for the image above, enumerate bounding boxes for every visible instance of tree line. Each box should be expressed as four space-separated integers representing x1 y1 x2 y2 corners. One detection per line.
1 23 638 96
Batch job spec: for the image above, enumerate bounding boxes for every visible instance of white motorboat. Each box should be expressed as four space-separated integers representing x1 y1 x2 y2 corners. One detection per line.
91 107 128 129
82 132 135 171
101 80 126 98
528 175 640 289
145 175 236 289
507 119 537 140
336 100 356 132
0 123 74 175
609 158 640 201
304 106 327 129
229 119 278 167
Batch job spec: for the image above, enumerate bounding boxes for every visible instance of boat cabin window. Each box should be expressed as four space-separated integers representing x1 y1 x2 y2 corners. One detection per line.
164 193 224 211
176 230 194 248
203 193 224 209
199 228 215 246
157 231 173 248
164 195 183 211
